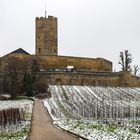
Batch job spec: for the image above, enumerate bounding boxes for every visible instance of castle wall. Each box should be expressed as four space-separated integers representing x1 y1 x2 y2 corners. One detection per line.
35 55 112 71
1 54 140 87
0 54 32 72
36 71 140 87
36 71 120 86
0 54 112 72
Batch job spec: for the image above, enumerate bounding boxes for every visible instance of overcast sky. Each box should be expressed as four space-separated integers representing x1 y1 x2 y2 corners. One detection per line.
0 0 140 71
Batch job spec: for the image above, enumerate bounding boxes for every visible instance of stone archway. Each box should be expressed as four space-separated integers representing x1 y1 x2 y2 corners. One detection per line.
55 78 62 85
82 80 89 86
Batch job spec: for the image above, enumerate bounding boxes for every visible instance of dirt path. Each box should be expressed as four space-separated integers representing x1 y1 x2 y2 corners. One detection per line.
28 100 79 140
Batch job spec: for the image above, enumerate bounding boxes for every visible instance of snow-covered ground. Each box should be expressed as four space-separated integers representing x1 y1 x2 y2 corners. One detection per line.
0 100 33 111
54 119 140 140
44 85 140 140
0 99 33 140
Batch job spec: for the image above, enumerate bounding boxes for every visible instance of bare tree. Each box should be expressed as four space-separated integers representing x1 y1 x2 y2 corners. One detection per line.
133 65 139 76
6 57 21 98
118 50 132 71
5 56 28 98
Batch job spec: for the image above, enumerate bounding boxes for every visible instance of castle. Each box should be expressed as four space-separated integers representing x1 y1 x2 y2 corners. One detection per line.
35 15 112 72
0 15 140 87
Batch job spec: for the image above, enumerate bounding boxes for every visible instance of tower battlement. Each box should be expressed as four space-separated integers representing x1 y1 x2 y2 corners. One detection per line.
36 15 58 55
36 16 57 21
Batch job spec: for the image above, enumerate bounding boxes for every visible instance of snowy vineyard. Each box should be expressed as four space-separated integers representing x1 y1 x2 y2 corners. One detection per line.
46 85 140 120
0 108 24 126
44 85 140 140
0 100 33 140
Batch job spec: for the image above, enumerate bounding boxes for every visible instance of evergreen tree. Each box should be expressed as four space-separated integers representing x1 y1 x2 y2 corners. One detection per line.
22 72 33 96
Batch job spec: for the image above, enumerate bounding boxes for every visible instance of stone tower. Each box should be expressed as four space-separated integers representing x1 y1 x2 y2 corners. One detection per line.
35 15 58 55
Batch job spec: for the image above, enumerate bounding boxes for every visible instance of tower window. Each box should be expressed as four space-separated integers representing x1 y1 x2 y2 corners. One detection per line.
39 48 41 53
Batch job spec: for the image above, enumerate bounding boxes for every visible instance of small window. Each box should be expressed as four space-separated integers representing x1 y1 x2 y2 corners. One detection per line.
39 48 41 53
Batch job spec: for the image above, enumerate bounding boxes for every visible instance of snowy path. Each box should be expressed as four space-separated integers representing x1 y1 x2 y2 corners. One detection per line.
28 100 79 140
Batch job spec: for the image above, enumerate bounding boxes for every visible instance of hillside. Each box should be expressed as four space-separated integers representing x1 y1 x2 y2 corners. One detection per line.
44 85 140 140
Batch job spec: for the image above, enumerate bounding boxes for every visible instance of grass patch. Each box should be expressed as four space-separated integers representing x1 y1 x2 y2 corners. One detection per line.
106 124 117 133
90 124 103 130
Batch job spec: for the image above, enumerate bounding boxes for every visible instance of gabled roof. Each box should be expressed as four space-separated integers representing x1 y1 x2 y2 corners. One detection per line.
10 48 30 55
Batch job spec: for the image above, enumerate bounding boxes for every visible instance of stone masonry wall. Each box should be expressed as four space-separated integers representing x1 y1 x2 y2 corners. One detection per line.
37 71 140 87
35 55 112 71
0 54 112 72
1 54 140 87
36 16 57 55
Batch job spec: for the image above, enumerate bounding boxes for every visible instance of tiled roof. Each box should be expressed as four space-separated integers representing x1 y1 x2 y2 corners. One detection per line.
10 48 30 55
